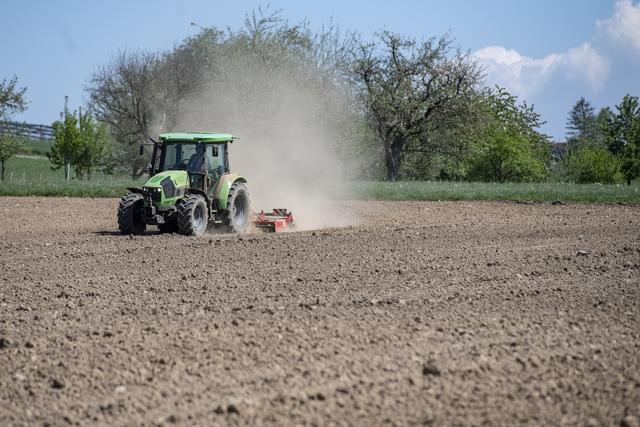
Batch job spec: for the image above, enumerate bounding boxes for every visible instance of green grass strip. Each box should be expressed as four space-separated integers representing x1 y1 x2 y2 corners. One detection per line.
350 181 640 204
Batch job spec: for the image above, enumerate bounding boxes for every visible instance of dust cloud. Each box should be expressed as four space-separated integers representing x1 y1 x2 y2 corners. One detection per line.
163 52 360 230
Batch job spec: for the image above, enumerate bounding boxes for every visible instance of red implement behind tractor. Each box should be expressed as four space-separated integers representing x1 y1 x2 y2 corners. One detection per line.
251 209 295 232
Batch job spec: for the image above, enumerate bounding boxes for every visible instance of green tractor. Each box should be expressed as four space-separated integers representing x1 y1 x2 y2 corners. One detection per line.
117 132 250 236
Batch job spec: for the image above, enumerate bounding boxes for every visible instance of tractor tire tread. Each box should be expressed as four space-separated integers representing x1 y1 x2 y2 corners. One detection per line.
177 194 207 236
117 193 146 235
220 181 250 233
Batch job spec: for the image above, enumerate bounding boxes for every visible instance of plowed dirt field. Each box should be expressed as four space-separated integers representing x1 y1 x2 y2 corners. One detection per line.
1 197 639 426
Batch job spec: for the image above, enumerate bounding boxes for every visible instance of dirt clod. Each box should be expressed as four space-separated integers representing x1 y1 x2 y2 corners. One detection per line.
422 364 441 377
50 379 65 389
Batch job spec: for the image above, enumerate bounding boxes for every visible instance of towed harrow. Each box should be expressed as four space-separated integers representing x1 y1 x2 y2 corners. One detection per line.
251 208 295 232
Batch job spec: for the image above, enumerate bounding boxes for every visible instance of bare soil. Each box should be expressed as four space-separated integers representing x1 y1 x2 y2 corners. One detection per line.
0 197 639 426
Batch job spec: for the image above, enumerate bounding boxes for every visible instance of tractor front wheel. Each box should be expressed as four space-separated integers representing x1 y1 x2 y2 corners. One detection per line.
117 193 146 235
177 194 208 236
221 181 250 233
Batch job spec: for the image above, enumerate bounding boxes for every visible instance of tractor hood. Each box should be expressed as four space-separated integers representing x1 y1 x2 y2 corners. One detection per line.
143 170 189 206
143 170 189 189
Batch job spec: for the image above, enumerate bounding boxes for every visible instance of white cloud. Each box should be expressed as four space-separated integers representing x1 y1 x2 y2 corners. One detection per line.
473 46 562 98
471 2 640 99
473 43 609 98
562 43 610 91
597 0 640 53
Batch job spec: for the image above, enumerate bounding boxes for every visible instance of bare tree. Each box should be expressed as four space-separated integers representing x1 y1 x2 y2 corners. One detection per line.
86 50 160 177
351 32 483 180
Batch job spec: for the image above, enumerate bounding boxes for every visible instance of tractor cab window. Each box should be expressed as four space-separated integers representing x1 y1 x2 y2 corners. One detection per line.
206 144 226 178
159 143 198 171
159 142 227 175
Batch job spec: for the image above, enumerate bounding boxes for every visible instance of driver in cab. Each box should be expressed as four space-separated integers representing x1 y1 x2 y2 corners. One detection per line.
187 143 208 174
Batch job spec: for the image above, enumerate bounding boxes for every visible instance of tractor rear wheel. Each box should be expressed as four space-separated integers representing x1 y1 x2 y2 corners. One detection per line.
177 194 208 236
221 181 250 233
117 193 146 235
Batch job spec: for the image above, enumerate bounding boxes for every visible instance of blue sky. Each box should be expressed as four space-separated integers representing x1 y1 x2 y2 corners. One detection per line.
2 0 638 140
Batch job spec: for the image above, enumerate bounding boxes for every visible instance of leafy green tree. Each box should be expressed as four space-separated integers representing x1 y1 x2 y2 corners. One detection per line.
467 87 548 182
565 145 623 184
75 111 112 179
607 95 639 155
0 134 24 181
595 107 614 145
620 143 640 185
0 75 28 180
49 99 112 180
48 98 81 181
468 129 546 182
607 95 640 184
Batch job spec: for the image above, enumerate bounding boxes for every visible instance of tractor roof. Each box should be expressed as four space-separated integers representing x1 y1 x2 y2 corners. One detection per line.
159 132 235 143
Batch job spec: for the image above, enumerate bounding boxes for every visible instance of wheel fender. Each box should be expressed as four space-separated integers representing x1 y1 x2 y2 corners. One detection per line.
126 187 144 195
214 175 247 210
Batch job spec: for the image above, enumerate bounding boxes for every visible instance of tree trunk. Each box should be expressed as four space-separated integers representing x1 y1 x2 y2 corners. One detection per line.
628 177 631 186
384 146 399 181
64 162 70 182
384 135 406 182
1 160 4 181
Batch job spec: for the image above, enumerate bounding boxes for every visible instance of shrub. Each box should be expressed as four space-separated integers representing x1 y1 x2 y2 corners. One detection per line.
565 145 624 184
467 130 547 182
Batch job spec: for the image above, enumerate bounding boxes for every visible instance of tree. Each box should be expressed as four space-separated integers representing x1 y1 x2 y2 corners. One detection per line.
351 32 482 181
0 75 27 124
0 75 28 180
49 98 112 180
620 143 640 185
0 134 24 181
86 50 160 178
75 111 112 179
566 97 598 151
595 106 614 145
608 95 640 185
48 98 81 181
565 145 623 184
467 87 549 182
468 130 546 182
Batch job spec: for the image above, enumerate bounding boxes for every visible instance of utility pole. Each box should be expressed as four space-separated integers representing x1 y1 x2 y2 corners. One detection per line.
64 96 70 181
